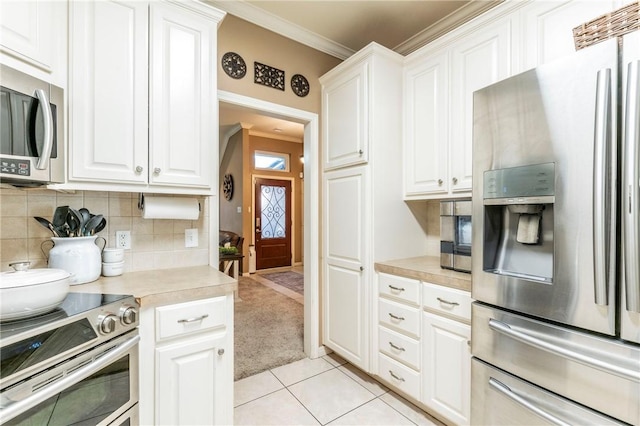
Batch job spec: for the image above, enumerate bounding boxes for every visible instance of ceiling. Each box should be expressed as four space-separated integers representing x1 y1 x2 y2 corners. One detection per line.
215 0 502 142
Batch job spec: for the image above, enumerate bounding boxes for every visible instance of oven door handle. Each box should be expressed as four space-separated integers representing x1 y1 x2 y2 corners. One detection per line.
0 334 140 424
489 378 571 426
488 319 640 382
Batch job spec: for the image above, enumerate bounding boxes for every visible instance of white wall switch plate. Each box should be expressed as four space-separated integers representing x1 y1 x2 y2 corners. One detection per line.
185 228 198 248
116 231 131 249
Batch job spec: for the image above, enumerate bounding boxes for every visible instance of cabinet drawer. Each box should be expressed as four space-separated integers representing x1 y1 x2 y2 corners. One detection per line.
156 296 226 341
379 298 420 337
378 353 421 401
379 326 420 370
423 283 471 322
378 273 420 305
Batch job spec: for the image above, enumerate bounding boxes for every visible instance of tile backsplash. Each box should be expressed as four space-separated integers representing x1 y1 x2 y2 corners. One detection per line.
0 187 209 273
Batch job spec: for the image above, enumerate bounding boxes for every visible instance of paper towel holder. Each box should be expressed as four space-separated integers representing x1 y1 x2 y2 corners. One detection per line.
137 193 201 213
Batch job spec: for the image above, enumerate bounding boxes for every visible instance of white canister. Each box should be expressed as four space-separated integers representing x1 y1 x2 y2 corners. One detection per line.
102 248 125 263
102 261 124 277
48 236 102 285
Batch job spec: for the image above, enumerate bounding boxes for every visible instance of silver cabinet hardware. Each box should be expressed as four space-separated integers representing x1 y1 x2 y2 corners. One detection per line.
154 167 161 175
218 348 225 356
389 370 405 382
135 166 143 173
438 179 443 185
389 341 406 352
437 297 460 306
177 314 209 324
388 285 405 292
452 177 458 184
360 266 364 271
388 313 405 321
358 149 363 155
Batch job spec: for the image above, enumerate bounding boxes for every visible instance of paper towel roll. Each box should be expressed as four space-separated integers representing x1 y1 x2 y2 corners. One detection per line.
142 197 200 220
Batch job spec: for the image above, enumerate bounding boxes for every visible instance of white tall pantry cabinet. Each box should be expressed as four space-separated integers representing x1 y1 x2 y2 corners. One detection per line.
320 43 426 372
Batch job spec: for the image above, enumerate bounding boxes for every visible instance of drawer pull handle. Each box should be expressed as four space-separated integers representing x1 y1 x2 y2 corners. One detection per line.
388 341 406 352
388 313 405 321
389 370 405 382
178 314 209 324
437 297 459 306
388 285 405 292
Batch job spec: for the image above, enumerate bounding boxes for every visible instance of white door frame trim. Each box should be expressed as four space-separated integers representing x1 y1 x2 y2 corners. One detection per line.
217 90 321 358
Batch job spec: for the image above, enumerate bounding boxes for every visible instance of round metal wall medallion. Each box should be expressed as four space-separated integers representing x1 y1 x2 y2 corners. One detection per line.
291 74 310 97
221 52 247 79
222 174 234 201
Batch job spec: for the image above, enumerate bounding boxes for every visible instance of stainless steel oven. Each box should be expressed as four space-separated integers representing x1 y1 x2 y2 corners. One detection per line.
0 293 139 425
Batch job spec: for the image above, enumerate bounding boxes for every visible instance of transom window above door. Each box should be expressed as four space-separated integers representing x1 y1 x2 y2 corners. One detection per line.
254 151 290 172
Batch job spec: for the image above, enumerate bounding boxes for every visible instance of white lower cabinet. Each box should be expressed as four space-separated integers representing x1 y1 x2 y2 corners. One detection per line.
139 294 233 425
374 272 472 425
422 311 471 425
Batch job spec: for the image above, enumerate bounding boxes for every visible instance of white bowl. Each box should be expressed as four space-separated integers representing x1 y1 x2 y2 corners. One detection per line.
102 261 124 277
0 264 71 321
102 248 125 263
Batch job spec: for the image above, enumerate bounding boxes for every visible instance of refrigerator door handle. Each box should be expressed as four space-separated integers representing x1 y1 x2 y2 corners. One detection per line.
488 378 571 426
624 60 640 313
488 319 640 382
593 68 613 306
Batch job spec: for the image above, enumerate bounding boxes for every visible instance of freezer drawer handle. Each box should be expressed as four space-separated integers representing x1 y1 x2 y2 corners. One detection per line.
489 378 570 426
488 319 640 382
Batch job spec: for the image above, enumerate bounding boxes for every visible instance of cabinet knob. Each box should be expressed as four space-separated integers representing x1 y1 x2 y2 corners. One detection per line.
360 266 364 272
452 177 458 184
154 167 161 175
218 348 225 356
135 166 143 173
437 179 443 186
358 149 363 155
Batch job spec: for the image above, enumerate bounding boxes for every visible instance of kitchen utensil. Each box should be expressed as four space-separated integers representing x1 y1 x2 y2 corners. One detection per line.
82 214 104 236
93 217 107 235
0 261 70 321
52 206 69 227
48 236 102 284
78 208 91 233
66 208 82 237
33 216 60 237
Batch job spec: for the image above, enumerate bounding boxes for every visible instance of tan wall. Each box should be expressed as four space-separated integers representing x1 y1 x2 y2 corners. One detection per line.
0 188 209 273
218 14 342 115
219 130 244 235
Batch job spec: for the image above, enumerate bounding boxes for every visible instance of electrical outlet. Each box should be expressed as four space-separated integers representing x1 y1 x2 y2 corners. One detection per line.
116 231 131 249
185 228 198 248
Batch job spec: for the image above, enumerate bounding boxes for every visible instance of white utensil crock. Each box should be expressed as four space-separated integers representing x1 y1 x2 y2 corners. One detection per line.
48 236 102 285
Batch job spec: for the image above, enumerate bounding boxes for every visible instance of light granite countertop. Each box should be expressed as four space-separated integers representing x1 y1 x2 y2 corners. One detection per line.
375 256 472 292
70 265 238 308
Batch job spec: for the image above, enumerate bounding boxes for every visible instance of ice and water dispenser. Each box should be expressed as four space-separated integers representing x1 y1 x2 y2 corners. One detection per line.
482 163 555 283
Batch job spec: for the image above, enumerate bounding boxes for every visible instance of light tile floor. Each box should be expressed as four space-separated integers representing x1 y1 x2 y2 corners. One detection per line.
234 353 445 426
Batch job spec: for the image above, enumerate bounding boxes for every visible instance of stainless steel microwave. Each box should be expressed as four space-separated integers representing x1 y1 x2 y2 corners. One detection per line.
440 199 472 273
0 64 64 185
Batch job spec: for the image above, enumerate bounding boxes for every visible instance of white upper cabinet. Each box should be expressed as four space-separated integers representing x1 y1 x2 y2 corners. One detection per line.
403 13 511 199
449 19 512 194
0 0 67 86
518 0 621 70
69 0 224 193
69 0 149 185
322 60 369 170
403 51 449 196
149 2 216 187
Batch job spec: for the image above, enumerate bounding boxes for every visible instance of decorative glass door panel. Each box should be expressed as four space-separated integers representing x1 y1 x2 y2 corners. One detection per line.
255 178 292 269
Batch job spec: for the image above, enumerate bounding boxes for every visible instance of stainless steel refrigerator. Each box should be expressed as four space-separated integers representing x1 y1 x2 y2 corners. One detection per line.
471 31 640 425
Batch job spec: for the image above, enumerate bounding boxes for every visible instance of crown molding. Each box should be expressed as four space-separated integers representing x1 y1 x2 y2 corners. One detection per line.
394 0 505 55
208 0 355 60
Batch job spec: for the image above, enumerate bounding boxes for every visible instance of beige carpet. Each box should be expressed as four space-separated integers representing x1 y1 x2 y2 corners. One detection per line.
234 276 305 381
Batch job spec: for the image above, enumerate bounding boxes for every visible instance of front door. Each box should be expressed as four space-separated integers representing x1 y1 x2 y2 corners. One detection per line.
255 178 292 270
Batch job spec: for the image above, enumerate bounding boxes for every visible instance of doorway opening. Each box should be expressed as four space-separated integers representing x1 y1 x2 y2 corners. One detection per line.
217 91 320 359
254 177 292 270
